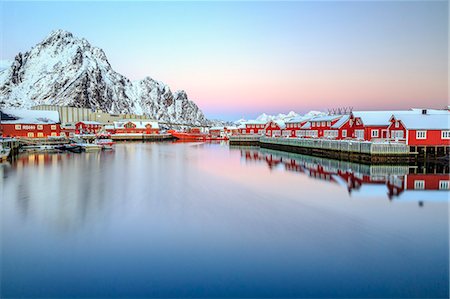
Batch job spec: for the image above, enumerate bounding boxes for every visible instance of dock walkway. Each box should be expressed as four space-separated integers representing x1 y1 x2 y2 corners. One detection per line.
229 136 415 163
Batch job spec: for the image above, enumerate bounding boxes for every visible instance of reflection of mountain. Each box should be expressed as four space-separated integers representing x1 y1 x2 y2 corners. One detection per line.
235 147 450 202
3 152 113 231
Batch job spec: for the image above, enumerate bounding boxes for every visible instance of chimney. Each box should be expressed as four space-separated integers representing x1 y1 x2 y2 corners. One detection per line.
422 109 427 115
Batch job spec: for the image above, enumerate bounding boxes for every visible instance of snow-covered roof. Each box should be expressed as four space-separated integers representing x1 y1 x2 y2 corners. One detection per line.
395 114 450 130
331 115 350 129
245 120 266 125
410 108 450 115
273 120 286 129
113 119 159 129
310 115 343 122
285 115 310 124
1 109 60 124
210 126 224 131
301 122 311 129
352 111 406 126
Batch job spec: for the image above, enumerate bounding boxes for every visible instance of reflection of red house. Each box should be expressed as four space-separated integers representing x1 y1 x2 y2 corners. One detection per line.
75 121 103 134
405 174 450 190
1 109 61 138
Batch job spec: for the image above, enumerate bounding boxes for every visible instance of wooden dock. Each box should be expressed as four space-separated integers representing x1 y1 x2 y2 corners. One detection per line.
229 136 417 164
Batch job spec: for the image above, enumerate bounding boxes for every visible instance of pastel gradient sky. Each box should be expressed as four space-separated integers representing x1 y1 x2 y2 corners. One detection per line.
1 1 448 120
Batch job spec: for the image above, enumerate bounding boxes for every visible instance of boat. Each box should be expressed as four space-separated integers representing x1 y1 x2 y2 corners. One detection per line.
168 128 210 141
81 143 102 152
94 133 115 150
55 144 84 153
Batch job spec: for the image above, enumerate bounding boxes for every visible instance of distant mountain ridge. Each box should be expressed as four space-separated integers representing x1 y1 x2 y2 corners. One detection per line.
235 110 326 126
0 30 209 125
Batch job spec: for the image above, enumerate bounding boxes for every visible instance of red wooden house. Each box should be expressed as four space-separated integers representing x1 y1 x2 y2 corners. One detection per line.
388 114 450 146
1 109 61 138
109 120 159 134
298 115 342 138
284 116 310 137
75 121 103 134
264 120 285 137
327 114 365 140
388 114 450 147
239 121 266 135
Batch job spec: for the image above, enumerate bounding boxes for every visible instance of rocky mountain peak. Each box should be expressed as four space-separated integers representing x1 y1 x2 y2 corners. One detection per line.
0 30 210 125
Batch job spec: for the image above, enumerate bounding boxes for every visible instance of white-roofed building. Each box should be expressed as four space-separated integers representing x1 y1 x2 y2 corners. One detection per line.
239 120 266 135
106 119 159 135
388 113 450 147
284 116 311 137
1 109 62 138
264 120 286 137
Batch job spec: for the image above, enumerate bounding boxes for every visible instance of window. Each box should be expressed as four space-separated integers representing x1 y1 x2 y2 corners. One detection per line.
395 121 399 128
27 132 34 138
441 131 450 139
371 130 379 138
15 124 21 130
37 125 43 130
342 130 347 138
321 122 325 127
392 130 404 139
327 121 331 126
37 132 44 138
250 129 254 134
416 131 427 139
355 130 364 139
51 125 57 130
439 181 449 190
51 132 57 137
414 180 425 190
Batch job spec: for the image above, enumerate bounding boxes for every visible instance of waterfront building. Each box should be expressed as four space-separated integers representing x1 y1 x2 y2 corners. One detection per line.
284 116 310 137
388 113 450 146
264 120 286 137
75 121 103 134
239 120 266 135
106 119 159 134
0 109 61 138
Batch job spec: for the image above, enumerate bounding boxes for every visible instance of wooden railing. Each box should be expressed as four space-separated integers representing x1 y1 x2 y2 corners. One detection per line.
260 137 410 155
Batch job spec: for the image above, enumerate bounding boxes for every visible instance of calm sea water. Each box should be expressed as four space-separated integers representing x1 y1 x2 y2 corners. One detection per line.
1 142 448 298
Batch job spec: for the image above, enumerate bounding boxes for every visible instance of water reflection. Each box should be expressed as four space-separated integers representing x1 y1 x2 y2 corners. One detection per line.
234 146 450 203
1 143 448 298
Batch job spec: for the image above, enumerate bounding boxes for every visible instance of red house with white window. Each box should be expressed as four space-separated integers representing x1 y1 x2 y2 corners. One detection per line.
75 121 103 134
284 116 310 137
105 119 159 134
388 114 450 146
328 114 365 140
265 120 285 137
1 109 61 138
297 115 342 138
239 121 266 135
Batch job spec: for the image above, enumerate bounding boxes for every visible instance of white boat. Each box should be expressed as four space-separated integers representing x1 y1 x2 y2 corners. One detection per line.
81 143 102 152
94 133 115 150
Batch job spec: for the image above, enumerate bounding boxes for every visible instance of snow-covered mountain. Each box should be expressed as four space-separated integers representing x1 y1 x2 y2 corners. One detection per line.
235 110 326 125
0 30 208 125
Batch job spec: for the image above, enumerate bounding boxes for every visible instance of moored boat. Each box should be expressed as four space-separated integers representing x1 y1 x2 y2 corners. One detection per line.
94 133 115 150
169 128 209 141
